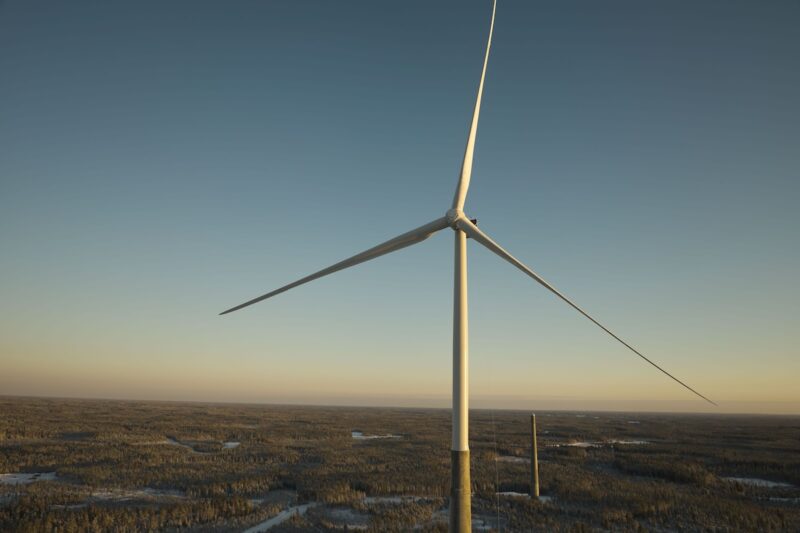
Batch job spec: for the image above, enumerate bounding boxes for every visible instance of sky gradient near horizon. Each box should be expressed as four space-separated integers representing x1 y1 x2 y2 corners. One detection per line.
1 1 799 414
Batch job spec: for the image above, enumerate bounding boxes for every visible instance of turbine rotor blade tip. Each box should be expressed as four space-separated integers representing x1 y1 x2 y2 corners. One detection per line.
451 0 497 211
456 217 716 407
218 217 449 315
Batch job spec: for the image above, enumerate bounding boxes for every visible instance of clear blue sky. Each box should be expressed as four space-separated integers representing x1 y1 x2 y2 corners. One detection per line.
1 0 798 413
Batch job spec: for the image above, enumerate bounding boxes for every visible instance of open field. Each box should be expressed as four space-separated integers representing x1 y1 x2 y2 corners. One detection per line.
1 397 799 531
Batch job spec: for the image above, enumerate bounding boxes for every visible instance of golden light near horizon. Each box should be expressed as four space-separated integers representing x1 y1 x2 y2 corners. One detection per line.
3 336 798 414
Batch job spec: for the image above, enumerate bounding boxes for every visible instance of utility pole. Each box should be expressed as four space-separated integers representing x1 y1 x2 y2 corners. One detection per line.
530 413 539 499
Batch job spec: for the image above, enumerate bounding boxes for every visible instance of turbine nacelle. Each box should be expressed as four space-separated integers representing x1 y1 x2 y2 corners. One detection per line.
445 208 477 230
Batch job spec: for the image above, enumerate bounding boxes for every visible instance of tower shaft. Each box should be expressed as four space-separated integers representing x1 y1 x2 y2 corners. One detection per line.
450 229 471 532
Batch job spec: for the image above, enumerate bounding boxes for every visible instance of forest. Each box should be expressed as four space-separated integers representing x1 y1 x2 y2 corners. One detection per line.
1 396 798 531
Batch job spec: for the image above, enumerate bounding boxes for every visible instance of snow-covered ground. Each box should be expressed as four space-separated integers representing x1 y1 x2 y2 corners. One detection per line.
320 507 369 530
351 431 401 440
561 441 595 448
90 487 185 502
724 477 795 489
497 491 529 497
244 495 432 532
548 439 649 448
0 472 57 485
165 437 239 453
165 437 200 452
242 503 318 533
496 455 530 463
497 492 553 503
769 497 800 504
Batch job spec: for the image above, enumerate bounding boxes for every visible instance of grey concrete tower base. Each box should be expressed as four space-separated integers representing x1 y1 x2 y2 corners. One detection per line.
450 449 472 532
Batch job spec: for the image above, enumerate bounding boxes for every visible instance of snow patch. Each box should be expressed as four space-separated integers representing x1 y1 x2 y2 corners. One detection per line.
242 503 318 532
0 472 57 485
90 487 185 501
724 477 795 489
351 431 400 440
549 439 648 448
496 492 552 504
497 456 530 464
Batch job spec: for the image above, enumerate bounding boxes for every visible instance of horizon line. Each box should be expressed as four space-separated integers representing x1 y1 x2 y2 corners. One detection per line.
2 393 798 417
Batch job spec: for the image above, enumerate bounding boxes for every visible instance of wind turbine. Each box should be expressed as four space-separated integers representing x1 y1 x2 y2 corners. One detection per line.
221 1 715 531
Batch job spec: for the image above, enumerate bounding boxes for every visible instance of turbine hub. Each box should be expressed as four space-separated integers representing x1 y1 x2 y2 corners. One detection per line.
446 208 465 228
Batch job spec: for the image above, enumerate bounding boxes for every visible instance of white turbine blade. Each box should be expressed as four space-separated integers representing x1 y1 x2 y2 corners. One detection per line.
451 0 497 211
455 217 717 406
221 217 449 315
